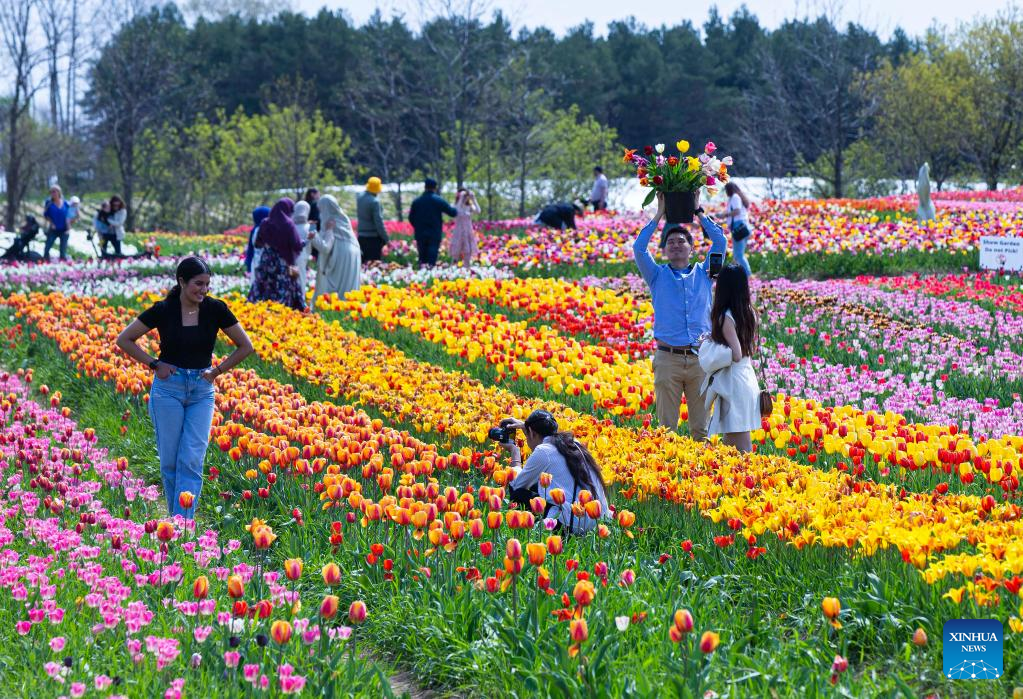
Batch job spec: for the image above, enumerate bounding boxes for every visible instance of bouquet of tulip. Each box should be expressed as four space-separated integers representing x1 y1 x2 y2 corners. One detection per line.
623 140 733 222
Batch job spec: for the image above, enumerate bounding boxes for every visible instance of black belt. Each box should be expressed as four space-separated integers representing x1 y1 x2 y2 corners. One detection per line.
657 344 697 356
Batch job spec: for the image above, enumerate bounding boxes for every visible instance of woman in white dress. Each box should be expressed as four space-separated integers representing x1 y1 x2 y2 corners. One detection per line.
310 194 361 307
702 264 761 452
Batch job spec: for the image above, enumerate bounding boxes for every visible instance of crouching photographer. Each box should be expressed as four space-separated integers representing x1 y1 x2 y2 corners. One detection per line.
493 409 610 535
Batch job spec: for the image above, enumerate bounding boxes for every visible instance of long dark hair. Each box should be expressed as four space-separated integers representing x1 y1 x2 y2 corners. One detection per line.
710 264 758 357
724 181 750 209
525 410 605 495
109 195 125 211
168 255 212 300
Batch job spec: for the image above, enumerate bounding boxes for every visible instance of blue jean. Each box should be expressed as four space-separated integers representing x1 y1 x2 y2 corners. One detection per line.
148 367 216 518
731 228 752 277
44 228 69 261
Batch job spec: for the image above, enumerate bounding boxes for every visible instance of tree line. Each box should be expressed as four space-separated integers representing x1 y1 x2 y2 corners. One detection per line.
2 1 1022 232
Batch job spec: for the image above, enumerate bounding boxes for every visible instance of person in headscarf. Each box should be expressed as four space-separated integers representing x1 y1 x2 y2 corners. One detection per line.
310 194 361 308
292 200 313 301
247 198 306 310
244 205 271 276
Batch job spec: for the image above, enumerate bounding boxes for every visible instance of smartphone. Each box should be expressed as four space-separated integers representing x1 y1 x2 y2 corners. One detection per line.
707 252 724 277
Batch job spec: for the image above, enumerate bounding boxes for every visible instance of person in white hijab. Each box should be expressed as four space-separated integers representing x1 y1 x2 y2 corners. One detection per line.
310 194 361 307
292 200 313 302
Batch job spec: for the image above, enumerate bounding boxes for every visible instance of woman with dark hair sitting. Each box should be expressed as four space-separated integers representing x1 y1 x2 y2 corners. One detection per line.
116 256 255 518
498 409 610 534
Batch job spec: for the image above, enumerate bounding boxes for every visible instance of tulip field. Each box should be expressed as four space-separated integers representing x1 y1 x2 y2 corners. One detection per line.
1 193 1022 698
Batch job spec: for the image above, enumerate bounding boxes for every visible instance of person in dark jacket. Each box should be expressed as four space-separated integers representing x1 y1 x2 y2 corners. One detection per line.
535 202 582 230
408 178 457 268
303 188 321 230
244 206 272 275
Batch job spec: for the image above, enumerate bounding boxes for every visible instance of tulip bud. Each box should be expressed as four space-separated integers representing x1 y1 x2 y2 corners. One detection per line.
573 579 595 607
821 597 841 619
156 521 175 542
283 558 303 581
320 595 340 620
538 472 553 488
619 569 635 587
192 575 209 600
526 542 546 566
270 619 292 645
506 538 522 560
912 628 927 647
178 491 195 510
548 488 565 505
546 535 563 555
227 575 244 599
673 609 694 633
699 630 720 654
322 562 342 586
569 618 588 643
348 600 367 624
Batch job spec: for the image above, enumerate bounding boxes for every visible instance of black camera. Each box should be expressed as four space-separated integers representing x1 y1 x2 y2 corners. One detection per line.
488 426 514 444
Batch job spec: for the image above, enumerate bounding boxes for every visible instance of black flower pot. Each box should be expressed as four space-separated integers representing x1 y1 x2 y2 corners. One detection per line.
664 190 699 224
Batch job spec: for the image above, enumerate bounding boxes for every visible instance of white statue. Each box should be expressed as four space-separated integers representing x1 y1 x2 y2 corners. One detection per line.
917 162 935 222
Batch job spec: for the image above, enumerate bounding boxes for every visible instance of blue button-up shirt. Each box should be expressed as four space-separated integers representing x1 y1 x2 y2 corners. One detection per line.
632 215 727 347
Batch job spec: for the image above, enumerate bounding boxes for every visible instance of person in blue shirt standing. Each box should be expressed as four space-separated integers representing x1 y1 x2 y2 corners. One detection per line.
43 185 77 262
408 178 457 268
633 192 727 439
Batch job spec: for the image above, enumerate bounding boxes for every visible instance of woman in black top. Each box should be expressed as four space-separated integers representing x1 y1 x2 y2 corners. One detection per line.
116 256 255 518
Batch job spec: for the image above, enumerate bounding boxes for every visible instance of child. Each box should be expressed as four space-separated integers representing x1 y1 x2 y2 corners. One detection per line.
94 201 113 257
68 196 82 227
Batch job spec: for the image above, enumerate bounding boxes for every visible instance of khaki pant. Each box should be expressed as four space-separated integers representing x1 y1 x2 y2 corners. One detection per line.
652 350 708 441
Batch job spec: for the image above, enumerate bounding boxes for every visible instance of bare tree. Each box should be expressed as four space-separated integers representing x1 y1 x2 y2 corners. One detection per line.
39 0 70 130
346 12 425 220
416 0 515 187
1 0 47 230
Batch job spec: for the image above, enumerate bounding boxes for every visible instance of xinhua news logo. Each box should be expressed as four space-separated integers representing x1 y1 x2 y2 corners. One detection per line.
942 619 1003 680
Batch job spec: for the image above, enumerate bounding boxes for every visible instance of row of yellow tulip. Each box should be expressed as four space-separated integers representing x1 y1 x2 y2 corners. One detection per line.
6 291 1023 597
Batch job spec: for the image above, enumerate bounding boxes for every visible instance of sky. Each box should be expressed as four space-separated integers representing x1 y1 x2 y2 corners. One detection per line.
291 0 1005 38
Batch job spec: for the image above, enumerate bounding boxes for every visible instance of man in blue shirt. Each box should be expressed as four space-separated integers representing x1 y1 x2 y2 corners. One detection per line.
633 193 727 439
408 178 457 268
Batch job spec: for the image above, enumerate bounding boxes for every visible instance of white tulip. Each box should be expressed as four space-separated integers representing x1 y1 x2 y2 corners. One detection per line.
654 143 665 154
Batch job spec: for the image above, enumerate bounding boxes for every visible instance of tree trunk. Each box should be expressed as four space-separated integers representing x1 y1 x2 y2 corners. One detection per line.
395 182 403 222
4 102 23 232
833 146 844 199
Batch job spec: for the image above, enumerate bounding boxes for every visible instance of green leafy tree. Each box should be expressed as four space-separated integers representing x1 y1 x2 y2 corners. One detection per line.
860 48 975 190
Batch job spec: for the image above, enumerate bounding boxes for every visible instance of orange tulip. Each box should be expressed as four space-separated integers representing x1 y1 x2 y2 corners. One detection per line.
283 558 303 581
617 510 636 527
584 500 602 519
469 518 485 538
192 575 209 600
549 488 565 505
573 579 595 607
669 625 685 643
322 562 342 586
912 628 928 646
570 618 588 643
673 609 694 633
526 542 546 566
227 574 244 599
320 595 340 620
348 600 367 624
538 472 553 488
821 597 841 619
699 631 720 654
577 489 593 505
178 491 195 509
529 497 547 516
487 511 503 530
506 538 522 560
546 535 563 555
270 619 292 645
504 556 524 575
252 525 277 550
156 521 175 542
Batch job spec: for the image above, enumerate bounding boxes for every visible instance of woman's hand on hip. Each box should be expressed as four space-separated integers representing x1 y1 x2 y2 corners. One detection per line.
155 363 176 380
201 368 219 384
